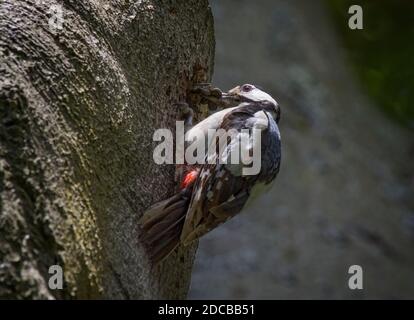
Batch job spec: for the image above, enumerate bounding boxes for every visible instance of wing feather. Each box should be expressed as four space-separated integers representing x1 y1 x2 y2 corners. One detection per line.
180 102 276 244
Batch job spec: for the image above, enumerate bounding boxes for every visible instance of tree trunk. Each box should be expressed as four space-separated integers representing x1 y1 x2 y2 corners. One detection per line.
0 0 214 299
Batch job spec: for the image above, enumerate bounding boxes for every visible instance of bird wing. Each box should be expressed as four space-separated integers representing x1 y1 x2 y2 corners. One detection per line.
180 102 277 244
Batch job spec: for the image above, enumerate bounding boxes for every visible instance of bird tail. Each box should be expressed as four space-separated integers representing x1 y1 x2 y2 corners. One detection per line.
139 190 191 265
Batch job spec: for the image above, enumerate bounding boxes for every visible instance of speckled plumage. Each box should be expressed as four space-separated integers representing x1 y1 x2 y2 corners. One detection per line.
139 84 281 264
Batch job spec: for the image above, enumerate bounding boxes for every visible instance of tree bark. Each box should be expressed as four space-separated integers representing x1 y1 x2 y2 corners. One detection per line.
0 0 214 299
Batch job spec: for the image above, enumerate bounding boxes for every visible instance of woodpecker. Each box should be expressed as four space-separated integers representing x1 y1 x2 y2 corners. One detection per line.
139 84 281 264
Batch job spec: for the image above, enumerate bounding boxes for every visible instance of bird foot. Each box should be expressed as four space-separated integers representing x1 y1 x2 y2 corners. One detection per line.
175 102 194 129
189 83 224 111
191 83 223 99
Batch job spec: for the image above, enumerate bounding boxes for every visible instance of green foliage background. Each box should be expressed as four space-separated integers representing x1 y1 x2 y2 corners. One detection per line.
326 0 414 128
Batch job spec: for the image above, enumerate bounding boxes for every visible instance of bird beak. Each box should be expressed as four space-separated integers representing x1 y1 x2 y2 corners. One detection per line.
224 85 241 98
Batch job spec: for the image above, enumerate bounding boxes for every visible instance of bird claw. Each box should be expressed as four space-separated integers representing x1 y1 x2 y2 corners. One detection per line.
175 102 192 118
191 83 223 99
189 83 225 111
174 102 194 130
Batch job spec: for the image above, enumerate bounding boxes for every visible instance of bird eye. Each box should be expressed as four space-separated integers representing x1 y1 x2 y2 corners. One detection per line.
241 84 254 92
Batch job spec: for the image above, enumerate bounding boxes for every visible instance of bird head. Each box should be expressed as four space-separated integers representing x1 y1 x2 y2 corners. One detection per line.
227 84 277 105
227 84 280 123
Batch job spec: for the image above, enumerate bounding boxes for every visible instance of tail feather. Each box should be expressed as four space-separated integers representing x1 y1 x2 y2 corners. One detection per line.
150 233 183 264
139 191 190 264
145 209 186 244
139 193 182 227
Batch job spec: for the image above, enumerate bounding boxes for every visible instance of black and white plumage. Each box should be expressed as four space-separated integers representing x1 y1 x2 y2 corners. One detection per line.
139 84 281 264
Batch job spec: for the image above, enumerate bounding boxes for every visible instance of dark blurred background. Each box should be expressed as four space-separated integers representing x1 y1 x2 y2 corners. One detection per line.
188 0 414 299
